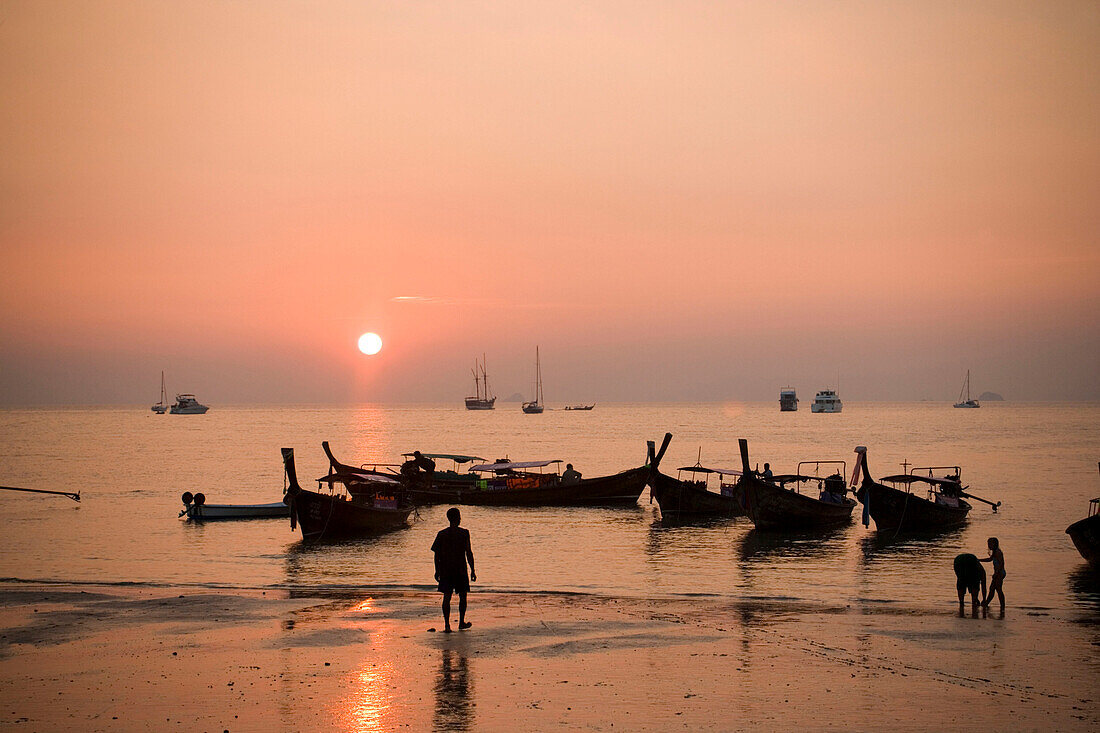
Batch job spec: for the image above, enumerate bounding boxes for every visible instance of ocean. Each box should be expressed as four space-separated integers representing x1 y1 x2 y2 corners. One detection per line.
1 402 1098 613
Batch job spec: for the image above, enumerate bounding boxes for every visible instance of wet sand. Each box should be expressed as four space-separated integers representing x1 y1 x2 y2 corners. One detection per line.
0 584 1096 731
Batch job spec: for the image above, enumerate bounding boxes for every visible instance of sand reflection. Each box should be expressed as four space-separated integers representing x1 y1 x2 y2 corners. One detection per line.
433 647 474 731
339 656 399 733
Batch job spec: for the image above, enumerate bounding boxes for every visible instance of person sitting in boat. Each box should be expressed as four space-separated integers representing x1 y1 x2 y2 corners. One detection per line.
936 476 963 508
401 451 436 477
561 463 582 485
761 463 774 483
819 473 848 504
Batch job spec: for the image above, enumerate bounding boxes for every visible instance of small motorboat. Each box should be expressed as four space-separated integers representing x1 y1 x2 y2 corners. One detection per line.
563 404 595 411
179 491 289 520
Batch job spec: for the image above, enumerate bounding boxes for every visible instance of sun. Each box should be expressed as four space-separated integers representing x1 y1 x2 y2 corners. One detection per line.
358 332 383 355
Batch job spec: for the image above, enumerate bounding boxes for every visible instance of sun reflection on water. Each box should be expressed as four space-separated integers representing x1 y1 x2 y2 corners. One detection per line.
337 653 398 733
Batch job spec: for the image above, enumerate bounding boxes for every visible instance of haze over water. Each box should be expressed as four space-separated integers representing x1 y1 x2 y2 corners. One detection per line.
2 402 1097 615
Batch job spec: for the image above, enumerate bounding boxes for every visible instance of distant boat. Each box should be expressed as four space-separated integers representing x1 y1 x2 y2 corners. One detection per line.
465 354 496 410
953 370 980 408
564 404 595 411
521 346 545 414
779 387 798 412
1066 463 1100 567
170 394 209 414
811 389 842 413
150 371 168 413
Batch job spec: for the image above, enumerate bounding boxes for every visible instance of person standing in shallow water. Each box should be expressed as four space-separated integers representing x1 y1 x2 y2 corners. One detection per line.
980 537 1006 610
432 507 476 633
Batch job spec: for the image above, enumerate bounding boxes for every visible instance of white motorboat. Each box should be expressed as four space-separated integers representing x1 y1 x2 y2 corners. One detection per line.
779 387 798 412
170 394 209 414
811 389 842 413
179 491 288 520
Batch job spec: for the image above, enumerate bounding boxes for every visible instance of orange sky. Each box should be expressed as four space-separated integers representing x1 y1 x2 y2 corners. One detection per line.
1 1 1098 403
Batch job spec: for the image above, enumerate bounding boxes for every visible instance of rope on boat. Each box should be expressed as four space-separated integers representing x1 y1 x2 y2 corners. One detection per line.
0 485 80 502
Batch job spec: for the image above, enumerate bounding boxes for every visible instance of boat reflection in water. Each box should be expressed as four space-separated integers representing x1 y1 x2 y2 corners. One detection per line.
433 648 475 731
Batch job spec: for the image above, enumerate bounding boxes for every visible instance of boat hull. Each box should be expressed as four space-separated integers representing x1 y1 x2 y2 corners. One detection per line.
1067 514 1100 567
521 403 544 414
649 470 743 518
170 405 209 414
855 479 970 532
408 467 648 507
185 502 290 520
810 404 842 413
285 488 412 540
736 477 855 530
464 398 496 410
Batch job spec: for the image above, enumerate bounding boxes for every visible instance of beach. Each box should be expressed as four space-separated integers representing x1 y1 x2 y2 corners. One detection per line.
2 583 1096 731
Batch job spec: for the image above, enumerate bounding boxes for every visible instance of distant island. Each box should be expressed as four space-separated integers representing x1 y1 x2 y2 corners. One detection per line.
978 391 1004 401
501 392 524 402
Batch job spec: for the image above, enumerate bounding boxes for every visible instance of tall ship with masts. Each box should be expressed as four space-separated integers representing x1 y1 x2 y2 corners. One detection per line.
522 346 545 414
953 370 980 408
465 355 496 410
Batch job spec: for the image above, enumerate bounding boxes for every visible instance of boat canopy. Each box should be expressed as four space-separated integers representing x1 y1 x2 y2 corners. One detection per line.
315 471 401 486
772 473 836 484
880 474 963 488
470 459 562 472
676 465 744 476
401 453 486 463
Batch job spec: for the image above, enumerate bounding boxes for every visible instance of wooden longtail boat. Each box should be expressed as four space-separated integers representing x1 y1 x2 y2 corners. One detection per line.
646 434 745 518
281 448 413 540
851 447 972 532
734 439 856 530
323 442 650 507
1066 463 1100 567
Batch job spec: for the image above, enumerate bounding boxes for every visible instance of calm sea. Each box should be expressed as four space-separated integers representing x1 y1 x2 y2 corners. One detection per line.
1 403 1098 613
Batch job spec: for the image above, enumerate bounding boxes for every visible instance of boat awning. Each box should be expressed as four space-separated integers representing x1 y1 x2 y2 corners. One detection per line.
676 466 743 476
772 474 832 483
470 460 562 472
315 471 401 486
401 453 486 463
880 474 961 488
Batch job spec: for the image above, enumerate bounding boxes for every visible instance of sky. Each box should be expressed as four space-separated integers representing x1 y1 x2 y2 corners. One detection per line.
1 1 1098 404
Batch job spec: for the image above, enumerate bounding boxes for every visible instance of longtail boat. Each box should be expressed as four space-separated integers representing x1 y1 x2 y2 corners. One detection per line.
851 447 974 532
281 448 414 540
646 434 744 518
323 442 650 507
734 439 856 530
1066 463 1100 567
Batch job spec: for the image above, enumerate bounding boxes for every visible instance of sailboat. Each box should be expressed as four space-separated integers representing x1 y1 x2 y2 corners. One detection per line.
522 347 545 414
464 355 496 410
953 370 980 408
150 371 168 413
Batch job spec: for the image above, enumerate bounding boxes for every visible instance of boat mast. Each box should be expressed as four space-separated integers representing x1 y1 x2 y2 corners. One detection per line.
534 346 542 405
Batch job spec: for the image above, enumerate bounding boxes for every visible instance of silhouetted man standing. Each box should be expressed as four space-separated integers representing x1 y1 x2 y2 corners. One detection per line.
432 507 476 632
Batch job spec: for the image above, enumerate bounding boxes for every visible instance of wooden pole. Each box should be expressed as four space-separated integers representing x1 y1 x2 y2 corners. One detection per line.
0 485 80 502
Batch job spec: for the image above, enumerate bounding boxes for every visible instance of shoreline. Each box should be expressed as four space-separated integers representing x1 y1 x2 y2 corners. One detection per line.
2 583 1096 730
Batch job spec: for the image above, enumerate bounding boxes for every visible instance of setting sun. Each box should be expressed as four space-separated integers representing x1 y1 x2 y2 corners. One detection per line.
358 332 383 355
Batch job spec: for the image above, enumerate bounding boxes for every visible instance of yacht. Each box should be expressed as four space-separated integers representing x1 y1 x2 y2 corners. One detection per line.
151 371 168 413
521 346 545 414
811 389 842 413
779 387 798 412
953 370 980 408
170 394 209 414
